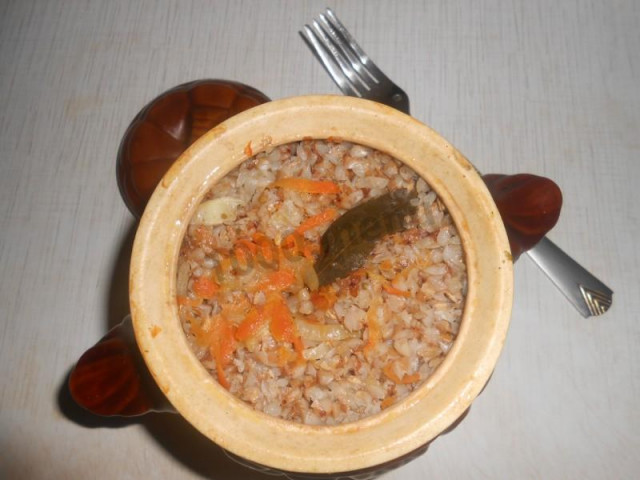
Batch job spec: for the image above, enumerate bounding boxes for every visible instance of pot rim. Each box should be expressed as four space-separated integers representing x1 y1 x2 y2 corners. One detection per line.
130 95 513 473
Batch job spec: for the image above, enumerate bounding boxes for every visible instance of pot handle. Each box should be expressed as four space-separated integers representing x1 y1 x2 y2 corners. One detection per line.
68 315 174 416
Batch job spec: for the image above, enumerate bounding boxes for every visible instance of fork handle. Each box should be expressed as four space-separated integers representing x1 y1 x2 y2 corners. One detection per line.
526 237 613 317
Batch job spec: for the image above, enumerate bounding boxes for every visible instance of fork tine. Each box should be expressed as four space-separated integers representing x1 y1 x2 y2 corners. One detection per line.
309 20 372 92
300 25 360 97
316 13 378 86
323 8 387 81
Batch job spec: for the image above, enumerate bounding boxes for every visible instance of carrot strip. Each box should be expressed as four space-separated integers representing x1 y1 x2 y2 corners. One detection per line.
189 320 213 347
276 345 298 367
192 276 219 299
176 295 203 307
380 396 396 409
233 245 252 270
210 315 237 389
382 284 411 298
256 269 297 292
271 177 340 194
251 232 279 267
363 297 382 354
379 259 394 272
235 238 259 255
383 363 420 385
294 208 339 235
310 288 338 310
281 209 338 261
235 307 266 342
302 240 320 260
266 294 303 356
282 234 320 261
221 294 252 313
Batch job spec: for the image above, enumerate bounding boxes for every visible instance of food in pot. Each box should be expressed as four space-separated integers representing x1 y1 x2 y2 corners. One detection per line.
176 139 467 425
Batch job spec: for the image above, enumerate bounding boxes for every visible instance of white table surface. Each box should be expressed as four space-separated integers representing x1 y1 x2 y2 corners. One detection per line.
1 1 639 478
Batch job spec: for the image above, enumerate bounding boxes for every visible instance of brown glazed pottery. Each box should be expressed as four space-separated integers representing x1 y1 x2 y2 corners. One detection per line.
116 79 270 217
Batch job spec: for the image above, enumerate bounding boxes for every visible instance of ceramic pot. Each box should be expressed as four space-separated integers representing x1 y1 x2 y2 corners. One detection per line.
73 95 513 478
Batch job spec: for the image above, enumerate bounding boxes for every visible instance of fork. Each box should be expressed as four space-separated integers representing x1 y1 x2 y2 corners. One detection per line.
300 8 410 114
300 9 613 317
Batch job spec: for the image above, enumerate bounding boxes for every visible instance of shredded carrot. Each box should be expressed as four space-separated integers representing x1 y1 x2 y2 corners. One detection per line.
248 232 278 267
176 295 203 307
210 315 237 389
302 241 320 260
252 231 272 244
244 141 253 156
278 209 338 262
280 233 298 251
276 345 298 367
213 256 234 283
235 238 259 255
235 307 266 342
282 233 320 261
310 288 338 310
256 269 297 292
294 208 339 235
379 259 394 272
192 276 219 299
271 177 340 194
380 396 396 409
188 315 216 351
382 284 411 298
266 294 303 356
232 245 252 270
363 297 382 354
383 363 421 385
218 296 252 317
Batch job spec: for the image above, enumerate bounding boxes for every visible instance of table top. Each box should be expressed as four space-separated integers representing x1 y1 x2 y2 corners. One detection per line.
1 1 639 478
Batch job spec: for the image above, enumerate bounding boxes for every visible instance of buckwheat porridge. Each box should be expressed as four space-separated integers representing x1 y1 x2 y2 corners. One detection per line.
176 139 467 425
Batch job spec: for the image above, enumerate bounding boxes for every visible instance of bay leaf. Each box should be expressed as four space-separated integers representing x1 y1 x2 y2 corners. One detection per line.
314 189 417 286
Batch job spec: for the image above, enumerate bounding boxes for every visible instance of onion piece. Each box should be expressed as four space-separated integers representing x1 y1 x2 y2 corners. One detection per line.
301 261 319 291
190 197 243 225
302 342 333 361
176 261 191 296
295 318 353 342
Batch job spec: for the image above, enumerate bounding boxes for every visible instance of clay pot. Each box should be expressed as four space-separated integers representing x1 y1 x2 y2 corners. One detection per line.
120 96 513 476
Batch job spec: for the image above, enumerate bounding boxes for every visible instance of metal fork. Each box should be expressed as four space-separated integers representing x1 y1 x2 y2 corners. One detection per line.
300 8 410 114
300 9 613 317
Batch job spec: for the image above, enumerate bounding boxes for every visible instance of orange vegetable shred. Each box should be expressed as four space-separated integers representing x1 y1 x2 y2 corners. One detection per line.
382 284 411 298
310 288 338 310
271 177 340 194
235 307 266 342
192 276 219 299
256 269 297 292
177 295 203 307
381 396 396 409
235 238 259 255
363 297 382 354
266 294 303 356
294 208 339 235
210 315 237 389
383 363 420 385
